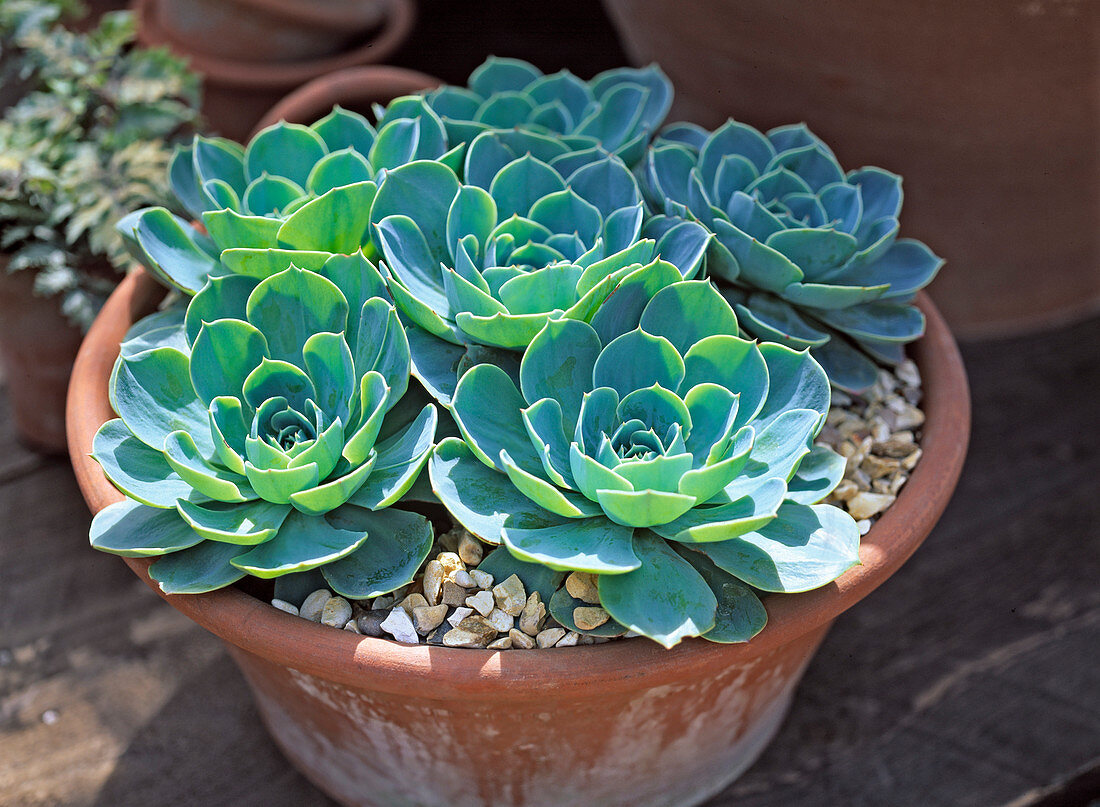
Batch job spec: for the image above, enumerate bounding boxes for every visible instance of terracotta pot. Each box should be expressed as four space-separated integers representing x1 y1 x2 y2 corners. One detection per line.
252 65 442 135
602 0 1100 340
135 0 416 141
0 262 84 454
153 0 388 64
67 270 970 807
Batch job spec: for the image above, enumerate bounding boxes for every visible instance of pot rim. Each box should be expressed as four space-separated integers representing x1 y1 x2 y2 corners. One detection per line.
135 0 416 90
196 0 393 31
251 65 443 137
67 269 969 699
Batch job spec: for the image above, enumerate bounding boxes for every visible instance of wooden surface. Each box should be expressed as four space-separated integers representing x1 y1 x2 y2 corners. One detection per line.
1 311 1097 806
2 3 1098 805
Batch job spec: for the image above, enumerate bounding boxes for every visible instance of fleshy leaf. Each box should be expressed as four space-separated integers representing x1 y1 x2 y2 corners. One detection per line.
320 506 434 598
598 530 717 648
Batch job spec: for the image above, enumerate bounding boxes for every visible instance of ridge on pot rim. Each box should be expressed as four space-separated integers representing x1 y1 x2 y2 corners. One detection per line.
67 268 969 697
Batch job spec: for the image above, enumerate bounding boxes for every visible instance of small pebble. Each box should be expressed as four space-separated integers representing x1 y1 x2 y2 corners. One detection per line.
857 519 872 536
412 604 448 635
41 710 59 725
371 595 394 611
487 636 513 650
487 608 515 633
447 606 474 628
453 569 476 588
466 590 496 617
437 528 463 553
493 574 528 616
441 580 468 607
443 615 498 648
422 560 444 606
901 447 923 470
436 552 465 579
271 599 299 616
847 491 896 520
509 628 536 649
397 593 429 616
896 359 920 388
565 572 600 604
427 622 451 645
300 589 332 622
379 607 420 644
320 596 353 628
518 592 547 636
356 611 386 637
573 606 610 631
556 631 580 647
469 569 494 590
536 628 566 648
457 532 484 566
343 620 362 635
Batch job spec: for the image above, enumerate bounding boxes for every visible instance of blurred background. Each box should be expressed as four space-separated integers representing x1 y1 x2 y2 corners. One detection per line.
1 1 1097 805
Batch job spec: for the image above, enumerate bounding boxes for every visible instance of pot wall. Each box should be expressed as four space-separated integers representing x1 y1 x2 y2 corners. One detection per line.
136 0 416 141
0 264 83 454
67 270 970 807
154 0 387 64
603 0 1100 338
232 624 828 807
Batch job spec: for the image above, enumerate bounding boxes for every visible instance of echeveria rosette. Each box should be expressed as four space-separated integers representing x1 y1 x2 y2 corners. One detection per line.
115 103 457 295
428 280 860 647
88 256 439 597
370 150 712 405
399 56 672 167
642 120 944 392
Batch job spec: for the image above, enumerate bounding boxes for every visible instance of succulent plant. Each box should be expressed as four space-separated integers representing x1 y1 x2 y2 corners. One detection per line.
0 9 200 329
369 141 711 404
641 120 944 391
117 102 458 295
429 279 859 646
405 56 672 167
89 254 438 595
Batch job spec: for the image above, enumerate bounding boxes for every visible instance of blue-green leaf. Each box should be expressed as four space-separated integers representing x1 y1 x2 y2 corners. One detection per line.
230 508 370 578
695 502 860 592
90 499 202 557
149 541 248 594
598 530 717 647
92 419 197 508
320 506 434 598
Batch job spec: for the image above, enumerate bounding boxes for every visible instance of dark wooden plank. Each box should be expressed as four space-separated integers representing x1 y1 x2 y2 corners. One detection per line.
709 314 1100 807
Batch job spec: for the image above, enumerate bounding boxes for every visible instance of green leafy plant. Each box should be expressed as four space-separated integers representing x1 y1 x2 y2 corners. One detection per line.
429 279 859 647
0 9 200 329
641 120 943 391
118 104 458 296
411 56 672 166
370 141 712 404
89 254 438 595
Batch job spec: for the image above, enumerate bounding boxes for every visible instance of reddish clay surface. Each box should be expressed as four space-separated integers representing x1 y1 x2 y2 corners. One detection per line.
0 262 83 454
154 0 389 63
67 270 970 807
135 0 415 141
602 0 1100 339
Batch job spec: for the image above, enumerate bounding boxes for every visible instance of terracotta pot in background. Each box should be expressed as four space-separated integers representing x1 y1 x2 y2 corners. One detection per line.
153 0 388 64
135 0 416 141
0 264 84 454
602 0 1100 339
66 269 969 807
252 64 442 135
